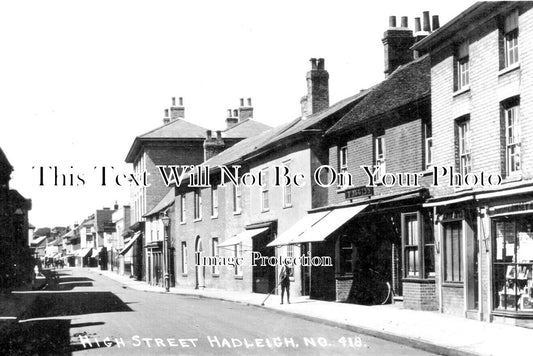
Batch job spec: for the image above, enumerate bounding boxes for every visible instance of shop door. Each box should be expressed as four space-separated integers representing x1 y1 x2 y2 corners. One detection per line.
252 231 275 294
195 237 205 288
466 220 479 312
301 243 311 296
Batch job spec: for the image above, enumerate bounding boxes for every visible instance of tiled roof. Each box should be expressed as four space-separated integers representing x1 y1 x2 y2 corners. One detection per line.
190 91 370 172
125 118 208 163
222 119 272 139
326 55 430 135
144 188 175 217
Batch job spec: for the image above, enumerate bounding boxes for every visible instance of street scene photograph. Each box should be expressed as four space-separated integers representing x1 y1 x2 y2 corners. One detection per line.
2 1 533 355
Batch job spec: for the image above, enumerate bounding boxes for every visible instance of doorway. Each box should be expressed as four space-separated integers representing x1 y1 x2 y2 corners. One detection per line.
195 236 205 289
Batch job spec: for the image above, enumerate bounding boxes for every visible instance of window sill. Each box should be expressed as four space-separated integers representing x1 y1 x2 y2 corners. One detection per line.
502 174 522 184
193 218 202 223
492 310 533 319
261 209 270 213
233 211 242 216
179 221 186 225
234 275 243 280
402 278 436 284
453 86 471 97
282 204 293 209
499 62 520 77
442 282 464 288
420 169 434 177
211 215 218 220
182 274 188 277
212 274 219 278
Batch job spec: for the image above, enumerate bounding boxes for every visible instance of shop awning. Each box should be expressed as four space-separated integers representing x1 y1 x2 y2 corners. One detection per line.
75 248 92 258
91 247 103 258
291 204 368 244
218 227 269 248
267 211 330 247
119 232 141 256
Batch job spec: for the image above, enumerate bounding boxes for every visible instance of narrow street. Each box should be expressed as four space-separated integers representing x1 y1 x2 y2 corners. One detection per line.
2 268 436 355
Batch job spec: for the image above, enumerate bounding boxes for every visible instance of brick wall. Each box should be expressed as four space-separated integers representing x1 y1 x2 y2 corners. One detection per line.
403 281 438 310
336 278 353 302
442 286 464 315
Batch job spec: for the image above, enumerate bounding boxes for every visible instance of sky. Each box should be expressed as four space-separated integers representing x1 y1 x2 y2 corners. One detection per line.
0 0 475 229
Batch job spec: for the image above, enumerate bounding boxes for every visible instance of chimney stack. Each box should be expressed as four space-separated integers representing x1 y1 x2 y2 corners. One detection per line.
170 97 185 120
114 201 119 210
301 57 329 118
226 108 239 129
423 11 431 32
203 129 225 161
238 97 253 121
432 15 440 31
401 16 408 28
163 109 170 124
382 15 414 77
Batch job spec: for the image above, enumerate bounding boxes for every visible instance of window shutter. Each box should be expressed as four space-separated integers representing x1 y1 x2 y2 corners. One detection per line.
504 9 519 33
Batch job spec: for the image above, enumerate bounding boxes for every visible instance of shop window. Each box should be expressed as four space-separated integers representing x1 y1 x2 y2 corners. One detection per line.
181 242 188 275
234 243 243 277
180 194 186 223
456 118 471 176
444 221 463 283
493 216 533 312
211 186 218 218
455 41 470 91
337 235 354 276
502 98 521 177
282 160 292 208
261 168 269 212
287 244 294 259
212 238 219 275
193 189 202 220
402 212 435 279
404 214 419 277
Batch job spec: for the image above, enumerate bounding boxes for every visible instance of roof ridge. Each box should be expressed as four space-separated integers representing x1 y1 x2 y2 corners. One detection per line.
139 118 207 138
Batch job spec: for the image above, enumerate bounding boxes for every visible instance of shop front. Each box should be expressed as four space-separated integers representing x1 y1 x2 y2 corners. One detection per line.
489 199 533 327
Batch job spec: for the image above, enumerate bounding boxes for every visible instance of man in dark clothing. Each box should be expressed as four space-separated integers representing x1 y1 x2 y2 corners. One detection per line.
279 263 291 304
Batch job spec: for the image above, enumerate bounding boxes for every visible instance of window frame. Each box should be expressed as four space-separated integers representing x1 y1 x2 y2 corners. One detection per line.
193 189 202 221
424 121 433 170
180 194 186 224
181 241 188 276
234 242 243 277
211 185 219 218
233 183 242 214
457 119 471 176
212 237 219 276
503 102 521 177
282 160 292 208
375 135 386 181
261 168 269 212
401 212 435 280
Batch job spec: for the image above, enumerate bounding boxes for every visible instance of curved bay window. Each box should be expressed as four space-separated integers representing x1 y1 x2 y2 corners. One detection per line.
493 215 533 313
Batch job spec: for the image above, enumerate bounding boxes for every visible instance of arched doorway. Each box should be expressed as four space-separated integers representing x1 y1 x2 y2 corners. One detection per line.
195 236 205 289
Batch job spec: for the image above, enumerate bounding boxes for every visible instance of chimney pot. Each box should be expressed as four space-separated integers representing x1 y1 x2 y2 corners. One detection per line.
216 130 221 139
172 97 176 106
414 17 421 32
423 11 431 32
389 16 396 27
310 58 317 70
432 15 440 31
233 109 238 117
227 109 232 117
401 16 408 28
240 98 244 107
317 58 325 70
247 98 252 106
206 130 212 139
179 97 183 106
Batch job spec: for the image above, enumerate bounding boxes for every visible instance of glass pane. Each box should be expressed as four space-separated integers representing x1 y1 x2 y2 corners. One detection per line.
424 245 435 277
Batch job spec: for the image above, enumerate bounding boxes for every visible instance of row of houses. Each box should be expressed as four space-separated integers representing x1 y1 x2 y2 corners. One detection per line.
116 2 533 328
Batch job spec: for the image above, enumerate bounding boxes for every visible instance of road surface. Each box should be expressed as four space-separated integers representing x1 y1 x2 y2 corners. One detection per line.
3 268 436 355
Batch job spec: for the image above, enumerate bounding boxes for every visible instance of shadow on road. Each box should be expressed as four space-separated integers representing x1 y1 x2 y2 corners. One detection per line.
1 270 132 355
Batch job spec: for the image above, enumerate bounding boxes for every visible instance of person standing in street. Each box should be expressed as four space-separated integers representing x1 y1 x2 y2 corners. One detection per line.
279 263 292 304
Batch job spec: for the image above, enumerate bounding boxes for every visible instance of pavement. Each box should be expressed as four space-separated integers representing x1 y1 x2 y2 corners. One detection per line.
86 267 533 356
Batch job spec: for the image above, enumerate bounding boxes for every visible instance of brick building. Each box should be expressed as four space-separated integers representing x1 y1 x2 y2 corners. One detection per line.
414 2 533 327
126 97 270 285
173 59 369 299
